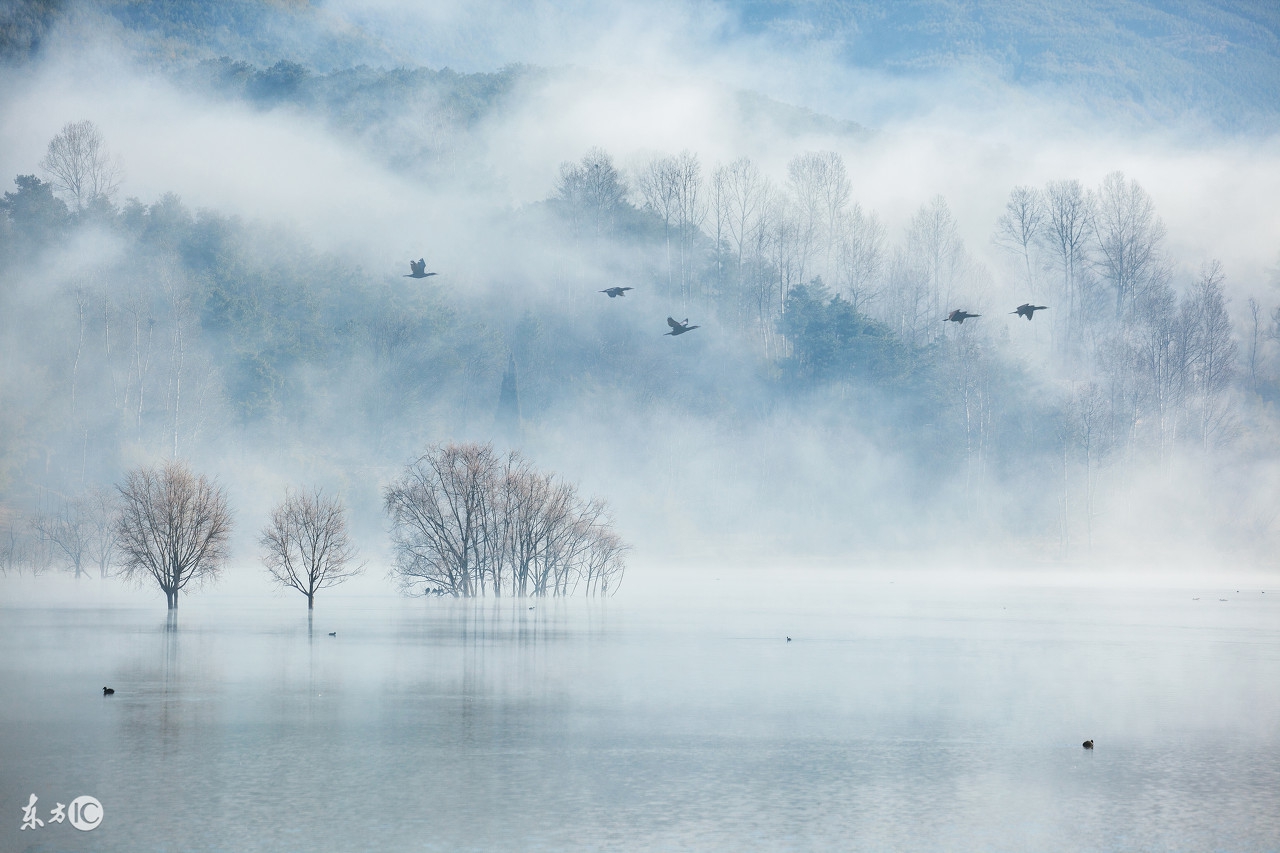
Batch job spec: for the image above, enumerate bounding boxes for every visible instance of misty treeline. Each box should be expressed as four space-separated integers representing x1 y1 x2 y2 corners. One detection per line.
5 445 622 604
385 443 627 597
546 144 1273 550
1 101 1277 563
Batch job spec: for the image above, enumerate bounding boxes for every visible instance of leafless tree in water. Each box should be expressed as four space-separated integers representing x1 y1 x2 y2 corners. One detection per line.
115 460 232 609
260 487 364 609
385 443 627 597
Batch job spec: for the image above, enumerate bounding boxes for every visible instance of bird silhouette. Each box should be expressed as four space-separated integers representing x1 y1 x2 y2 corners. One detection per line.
103 687 115 695
1082 739 1094 749
665 317 700 336
1012 303 1049 320
405 258 437 279
328 631 336 637
946 310 980 323
601 286 633 298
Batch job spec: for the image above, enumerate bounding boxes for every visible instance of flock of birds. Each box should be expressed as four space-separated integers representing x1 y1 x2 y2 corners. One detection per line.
947 303 1050 324
406 260 703 337
407 260 1049 337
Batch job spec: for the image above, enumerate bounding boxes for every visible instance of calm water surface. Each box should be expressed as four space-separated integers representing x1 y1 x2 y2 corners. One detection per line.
1 569 1278 852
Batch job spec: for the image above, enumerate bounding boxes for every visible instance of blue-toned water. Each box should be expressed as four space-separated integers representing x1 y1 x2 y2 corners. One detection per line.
2 569 1277 851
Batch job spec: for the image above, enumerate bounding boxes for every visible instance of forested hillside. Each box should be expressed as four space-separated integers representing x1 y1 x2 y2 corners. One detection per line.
2 1 1279 577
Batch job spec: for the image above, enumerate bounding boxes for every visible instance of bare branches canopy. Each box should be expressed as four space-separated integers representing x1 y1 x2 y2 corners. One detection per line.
40 120 121 213
115 460 232 609
384 443 627 597
260 487 364 609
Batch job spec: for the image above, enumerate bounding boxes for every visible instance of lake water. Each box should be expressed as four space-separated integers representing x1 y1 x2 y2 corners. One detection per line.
2 568 1278 852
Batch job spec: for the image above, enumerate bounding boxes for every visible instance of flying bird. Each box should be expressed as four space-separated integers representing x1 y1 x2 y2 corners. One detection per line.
946 310 980 324
405 258 437 279
600 286 633 298
665 317 700 336
1012 303 1049 320
103 687 115 695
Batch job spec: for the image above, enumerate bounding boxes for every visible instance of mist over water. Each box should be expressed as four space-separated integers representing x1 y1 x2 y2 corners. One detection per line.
3 1 1280 849
2 569 1278 851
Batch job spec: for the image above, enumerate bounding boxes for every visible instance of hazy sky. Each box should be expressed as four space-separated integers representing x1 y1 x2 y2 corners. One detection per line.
3 1 1276 292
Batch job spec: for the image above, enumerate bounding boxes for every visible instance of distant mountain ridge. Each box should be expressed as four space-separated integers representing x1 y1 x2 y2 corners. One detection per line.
732 0 1280 131
3 0 1277 132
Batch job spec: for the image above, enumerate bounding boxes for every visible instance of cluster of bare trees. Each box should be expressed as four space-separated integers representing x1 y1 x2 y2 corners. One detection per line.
8 447 619 604
702 150 892 351
992 173 1239 455
2 458 367 611
995 172 1173 357
555 147 629 243
1 487 119 578
562 146 982 357
384 443 626 597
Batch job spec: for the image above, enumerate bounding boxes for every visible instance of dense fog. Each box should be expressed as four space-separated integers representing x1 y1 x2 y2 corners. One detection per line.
3 0 1280 601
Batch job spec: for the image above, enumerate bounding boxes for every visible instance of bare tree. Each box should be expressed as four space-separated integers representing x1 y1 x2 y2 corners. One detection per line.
717 158 770 329
881 246 932 348
1246 296 1262 396
906 196 966 342
1066 382 1114 550
1129 280 1182 459
84 485 119 579
385 443 626 597
32 496 91 579
994 185 1045 295
556 148 628 242
115 460 232 609
260 488 364 609
384 443 500 597
40 120 121 212
1040 180 1094 357
673 150 707 302
0 513 26 576
636 154 681 294
582 525 627 596
1181 261 1238 449
787 151 849 287
836 204 885 313
1091 171 1166 320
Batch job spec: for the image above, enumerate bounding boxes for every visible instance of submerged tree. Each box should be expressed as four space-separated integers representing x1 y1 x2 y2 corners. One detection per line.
384 443 626 597
260 487 364 609
115 460 232 609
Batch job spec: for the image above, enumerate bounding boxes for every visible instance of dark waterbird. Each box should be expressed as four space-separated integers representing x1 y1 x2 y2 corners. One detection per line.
103 687 114 695
405 258 437 279
665 317 700 336
1082 739 1094 749
600 286 633 298
1012 303 1049 320
328 631 336 637
946 309 980 324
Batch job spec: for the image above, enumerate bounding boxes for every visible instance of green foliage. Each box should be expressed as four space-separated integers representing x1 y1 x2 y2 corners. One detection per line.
779 281 919 386
0 175 68 250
